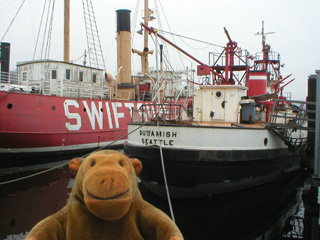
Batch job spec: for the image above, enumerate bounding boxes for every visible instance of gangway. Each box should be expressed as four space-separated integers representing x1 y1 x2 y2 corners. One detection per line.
267 99 316 152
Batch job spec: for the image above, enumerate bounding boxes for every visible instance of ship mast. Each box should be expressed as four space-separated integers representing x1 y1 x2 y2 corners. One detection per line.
143 0 152 74
64 0 70 62
133 0 154 76
255 21 274 71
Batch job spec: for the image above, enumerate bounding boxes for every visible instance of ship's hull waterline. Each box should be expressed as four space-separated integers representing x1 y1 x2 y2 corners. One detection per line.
124 123 300 198
0 91 154 167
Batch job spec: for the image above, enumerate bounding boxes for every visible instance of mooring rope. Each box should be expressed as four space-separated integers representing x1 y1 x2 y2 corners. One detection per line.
0 161 68 186
156 117 176 223
0 124 144 185
1 0 26 42
0 91 12 100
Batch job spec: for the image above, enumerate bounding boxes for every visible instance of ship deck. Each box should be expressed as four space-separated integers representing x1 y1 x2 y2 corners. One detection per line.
197 121 266 128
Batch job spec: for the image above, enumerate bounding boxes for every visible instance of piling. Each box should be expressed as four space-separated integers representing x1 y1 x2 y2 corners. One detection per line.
314 70 320 178
303 70 320 239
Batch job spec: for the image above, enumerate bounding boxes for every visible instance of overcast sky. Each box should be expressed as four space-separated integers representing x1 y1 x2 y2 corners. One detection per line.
1 0 319 100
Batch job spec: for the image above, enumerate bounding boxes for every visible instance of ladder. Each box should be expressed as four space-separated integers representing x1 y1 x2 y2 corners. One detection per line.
82 0 105 70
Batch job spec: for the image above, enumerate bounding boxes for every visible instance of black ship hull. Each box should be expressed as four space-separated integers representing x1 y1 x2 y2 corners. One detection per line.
125 143 300 198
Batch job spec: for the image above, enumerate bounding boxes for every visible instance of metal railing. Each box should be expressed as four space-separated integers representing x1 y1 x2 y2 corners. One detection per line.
0 71 113 100
0 71 19 84
267 98 316 151
267 99 315 132
131 103 187 123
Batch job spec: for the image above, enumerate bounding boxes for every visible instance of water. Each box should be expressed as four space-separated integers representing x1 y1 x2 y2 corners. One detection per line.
0 160 72 239
0 158 305 240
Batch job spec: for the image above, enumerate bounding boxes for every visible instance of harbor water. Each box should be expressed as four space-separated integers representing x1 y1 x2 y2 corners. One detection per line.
0 155 312 240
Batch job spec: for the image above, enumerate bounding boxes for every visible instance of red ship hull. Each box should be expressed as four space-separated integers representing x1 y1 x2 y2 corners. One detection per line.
0 91 155 166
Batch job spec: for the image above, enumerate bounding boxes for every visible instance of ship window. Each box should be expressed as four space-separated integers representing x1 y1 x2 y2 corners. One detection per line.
22 72 27 81
264 138 268 146
92 73 97 83
216 91 222 98
51 70 57 79
221 100 226 109
79 71 84 82
66 69 71 80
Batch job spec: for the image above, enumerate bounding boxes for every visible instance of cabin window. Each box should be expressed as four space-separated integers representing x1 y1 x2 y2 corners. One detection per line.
22 72 27 82
66 69 71 80
92 73 97 83
51 70 57 79
216 91 222 98
79 71 84 82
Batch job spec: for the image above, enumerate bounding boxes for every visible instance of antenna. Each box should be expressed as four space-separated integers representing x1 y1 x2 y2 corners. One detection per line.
255 21 275 49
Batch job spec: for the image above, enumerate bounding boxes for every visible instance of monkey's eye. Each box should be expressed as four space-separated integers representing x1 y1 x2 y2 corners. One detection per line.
91 161 96 167
119 161 124 167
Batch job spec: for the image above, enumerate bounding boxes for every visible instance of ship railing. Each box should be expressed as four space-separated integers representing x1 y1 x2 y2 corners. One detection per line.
0 71 19 84
131 103 188 124
267 98 316 151
54 80 112 99
0 71 42 92
267 99 315 131
0 70 114 99
255 51 280 62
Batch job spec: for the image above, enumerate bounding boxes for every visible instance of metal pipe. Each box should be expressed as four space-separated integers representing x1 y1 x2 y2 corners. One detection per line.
314 70 320 176
224 27 233 43
140 23 225 81
155 32 160 104
141 23 205 66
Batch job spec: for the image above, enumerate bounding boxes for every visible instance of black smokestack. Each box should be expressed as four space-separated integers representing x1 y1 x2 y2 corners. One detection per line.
0 42 10 73
116 9 131 33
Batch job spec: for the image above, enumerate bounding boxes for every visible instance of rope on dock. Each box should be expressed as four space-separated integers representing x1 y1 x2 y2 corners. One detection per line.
0 124 144 186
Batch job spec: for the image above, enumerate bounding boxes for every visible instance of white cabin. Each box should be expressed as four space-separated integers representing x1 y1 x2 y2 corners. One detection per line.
16 60 112 99
193 85 247 123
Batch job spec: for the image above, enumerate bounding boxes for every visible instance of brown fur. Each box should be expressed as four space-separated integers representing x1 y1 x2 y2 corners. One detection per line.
25 150 183 240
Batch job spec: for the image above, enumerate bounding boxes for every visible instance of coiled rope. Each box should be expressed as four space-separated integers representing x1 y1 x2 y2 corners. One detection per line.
0 124 144 186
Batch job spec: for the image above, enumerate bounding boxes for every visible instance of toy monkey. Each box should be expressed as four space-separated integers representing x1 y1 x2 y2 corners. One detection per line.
26 150 183 240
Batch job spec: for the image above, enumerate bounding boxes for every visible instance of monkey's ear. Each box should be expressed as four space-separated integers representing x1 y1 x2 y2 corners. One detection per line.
69 158 84 176
131 158 142 176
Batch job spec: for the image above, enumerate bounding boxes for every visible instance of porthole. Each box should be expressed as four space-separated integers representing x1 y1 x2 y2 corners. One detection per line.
100 108 103 112
52 106 56 111
83 108 86 112
216 91 222 98
264 138 268 146
221 101 226 109
7 103 13 109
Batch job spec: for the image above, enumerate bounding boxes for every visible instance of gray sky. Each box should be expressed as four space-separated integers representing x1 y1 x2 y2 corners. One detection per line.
1 0 319 100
